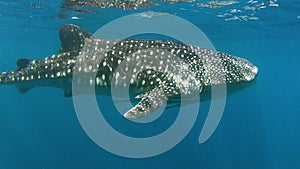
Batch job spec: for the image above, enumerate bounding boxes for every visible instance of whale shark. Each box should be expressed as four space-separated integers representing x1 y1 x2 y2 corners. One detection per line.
61 0 194 12
0 24 258 119
62 0 155 11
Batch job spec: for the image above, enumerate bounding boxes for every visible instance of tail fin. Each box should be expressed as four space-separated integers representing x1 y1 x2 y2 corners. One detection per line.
16 86 32 94
0 58 31 84
0 71 33 94
0 71 7 84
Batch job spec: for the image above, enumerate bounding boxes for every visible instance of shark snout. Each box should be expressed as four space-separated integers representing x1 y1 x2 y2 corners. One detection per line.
241 58 258 81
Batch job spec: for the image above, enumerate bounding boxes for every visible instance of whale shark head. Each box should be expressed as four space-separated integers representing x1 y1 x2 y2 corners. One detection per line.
232 56 258 82
222 54 258 96
221 53 258 84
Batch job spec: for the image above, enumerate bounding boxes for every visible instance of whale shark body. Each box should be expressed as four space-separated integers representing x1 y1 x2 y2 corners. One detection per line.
62 0 193 11
62 0 155 11
0 24 258 119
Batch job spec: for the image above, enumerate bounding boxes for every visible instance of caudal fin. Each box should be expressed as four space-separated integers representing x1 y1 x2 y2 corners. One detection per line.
0 71 8 84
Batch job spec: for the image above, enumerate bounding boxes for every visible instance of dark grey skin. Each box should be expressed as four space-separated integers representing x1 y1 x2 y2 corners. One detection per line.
0 24 258 119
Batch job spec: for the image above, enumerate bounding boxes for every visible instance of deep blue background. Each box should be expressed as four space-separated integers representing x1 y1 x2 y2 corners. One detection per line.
0 0 299 169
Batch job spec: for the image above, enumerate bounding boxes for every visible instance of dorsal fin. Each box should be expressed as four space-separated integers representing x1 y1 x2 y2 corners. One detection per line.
59 24 92 53
17 59 30 70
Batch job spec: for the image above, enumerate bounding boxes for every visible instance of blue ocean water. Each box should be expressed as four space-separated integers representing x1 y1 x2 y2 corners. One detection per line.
0 0 299 169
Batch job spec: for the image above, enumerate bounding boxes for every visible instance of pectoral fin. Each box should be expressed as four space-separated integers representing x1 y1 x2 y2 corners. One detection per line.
17 86 32 94
124 88 168 119
64 89 73 97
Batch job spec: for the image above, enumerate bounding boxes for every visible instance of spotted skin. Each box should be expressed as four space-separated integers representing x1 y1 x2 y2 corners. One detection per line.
61 0 194 11
62 0 155 11
0 24 258 119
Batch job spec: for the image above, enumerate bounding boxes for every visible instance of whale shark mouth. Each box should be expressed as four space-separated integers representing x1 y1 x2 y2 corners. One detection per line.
245 65 258 81
237 57 258 82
